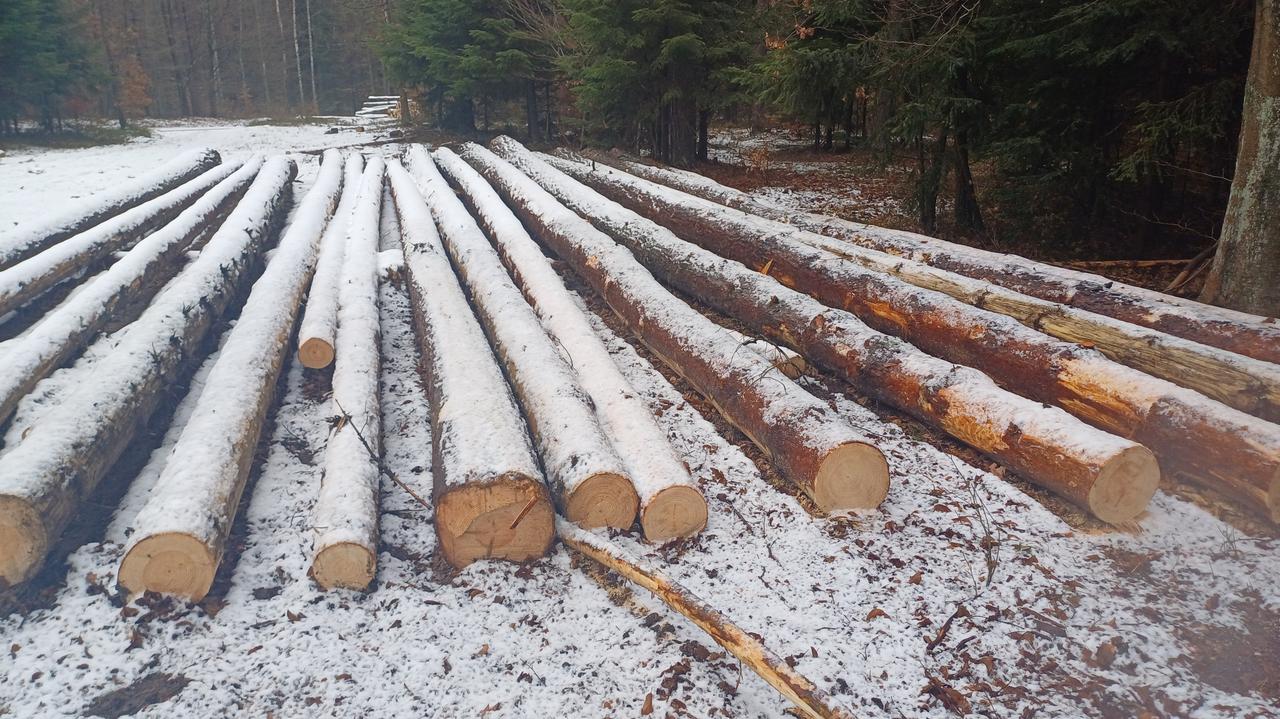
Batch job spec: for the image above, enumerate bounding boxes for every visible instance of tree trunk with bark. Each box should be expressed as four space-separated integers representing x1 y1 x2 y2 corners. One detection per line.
298 153 366 368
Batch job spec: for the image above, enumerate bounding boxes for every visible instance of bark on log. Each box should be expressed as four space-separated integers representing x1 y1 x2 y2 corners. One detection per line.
311 158 385 591
576 151 1280 367
0 148 222 271
0 157 296 590
433 147 706 542
0 159 261 428
405 146 638 530
459 144 890 514
545 151 1280 521
490 138 1160 524
0 161 240 320
385 159 554 569
297 153 367 369
117 151 344 601
559 519 854 719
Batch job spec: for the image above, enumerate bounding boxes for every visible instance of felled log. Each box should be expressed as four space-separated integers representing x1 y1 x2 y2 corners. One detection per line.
553 153 1280 422
311 158 385 591
0 157 296 590
0 159 260 427
581 151 1280 366
559 520 853 719
406 146 639 530
117 151 345 600
297 153 367 369
0 148 222 270
489 138 1160 524
460 144 890 515
543 151 1280 521
385 159 555 568
433 147 706 542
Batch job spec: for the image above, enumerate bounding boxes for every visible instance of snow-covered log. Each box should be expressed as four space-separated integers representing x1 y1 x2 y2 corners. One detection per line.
460 144 889 515
434 148 707 542
0 157 296 590
0 148 222 271
0 159 260 427
488 138 1161 524
559 520 853 719
117 151 345 601
385 159 555 569
543 150 1280 521
573 150 1280 367
311 157 385 591
0 162 240 320
297 153 367 369
405 147 639 530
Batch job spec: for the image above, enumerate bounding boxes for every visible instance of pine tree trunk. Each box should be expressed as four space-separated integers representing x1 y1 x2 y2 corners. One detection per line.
952 129 984 232
306 0 318 110
292 0 305 106
206 0 221 117
275 0 291 107
526 80 538 140
1201 0 1280 317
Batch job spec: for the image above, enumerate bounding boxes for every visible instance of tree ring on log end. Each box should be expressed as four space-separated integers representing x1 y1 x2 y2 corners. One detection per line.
812 442 891 512
297 338 335 369
1087 446 1160 525
640 486 708 543
436 475 555 569
0 496 46 588
312 542 376 591
565 472 640 530
118 533 218 600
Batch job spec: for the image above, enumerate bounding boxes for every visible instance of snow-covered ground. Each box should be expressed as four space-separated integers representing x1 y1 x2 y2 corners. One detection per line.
1 120 1277 718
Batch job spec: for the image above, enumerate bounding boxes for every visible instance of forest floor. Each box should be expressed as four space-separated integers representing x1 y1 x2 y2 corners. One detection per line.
0 119 1276 719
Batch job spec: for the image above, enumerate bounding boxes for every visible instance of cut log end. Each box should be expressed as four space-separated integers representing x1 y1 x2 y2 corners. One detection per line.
0 496 46 588
1087 446 1161 525
118 533 217 600
312 542 376 591
640 486 708 543
564 472 640 530
812 442 891 513
436 474 555 569
297 337 335 369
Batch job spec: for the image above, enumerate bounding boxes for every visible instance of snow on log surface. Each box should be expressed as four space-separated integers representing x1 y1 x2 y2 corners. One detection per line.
546 153 1280 521
493 137 1160 524
589 151 1280 366
461 142 890 515
311 157 385 591
297 152 367 369
406 146 637 531
385 159 554 569
117 150 344 601
0 156 296 590
0 161 241 320
0 158 260 427
0 148 222 271
434 147 706 542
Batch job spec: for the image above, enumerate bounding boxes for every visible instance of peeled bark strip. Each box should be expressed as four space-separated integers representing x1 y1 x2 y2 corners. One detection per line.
385 160 554 569
545 151 1280 520
298 153 367 369
311 158 385 591
559 520 853 719
406 147 638 530
434 148 706 542
489 138 1159 524
461 144 889 515
118 151 344 601
0 148 222 270
0 157 296 590
582 151 1280 366
0 158 261 427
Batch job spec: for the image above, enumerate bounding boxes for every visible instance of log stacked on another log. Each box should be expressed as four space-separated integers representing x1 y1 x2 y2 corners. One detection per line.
386 159 555 569
0 157 297 590
118 151 345 600
405 146 639 530
488 138 1160 524
459 144 891 515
